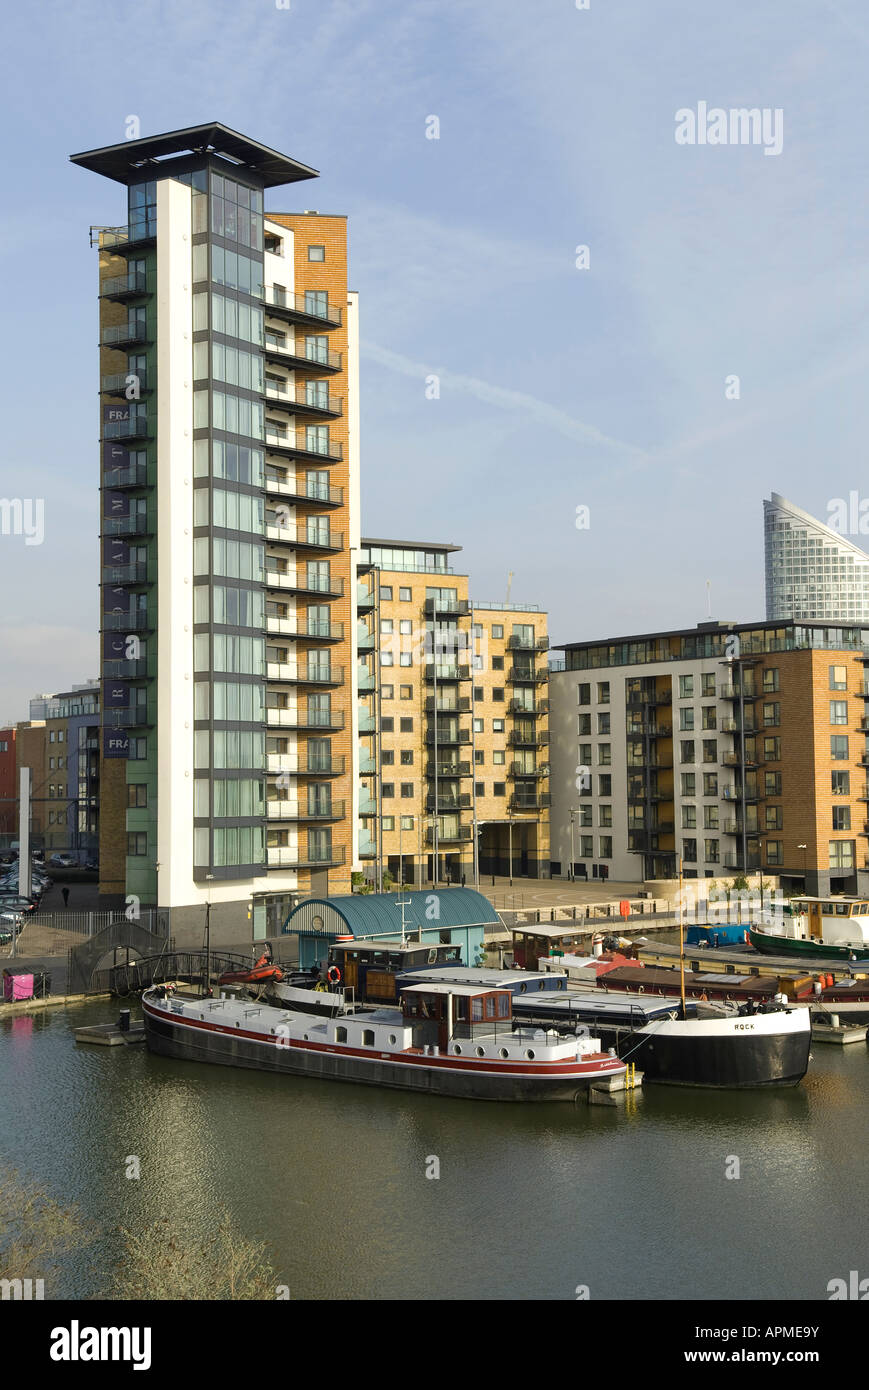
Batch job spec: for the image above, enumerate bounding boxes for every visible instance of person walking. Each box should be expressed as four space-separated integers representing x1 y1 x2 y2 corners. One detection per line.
61 886 70 908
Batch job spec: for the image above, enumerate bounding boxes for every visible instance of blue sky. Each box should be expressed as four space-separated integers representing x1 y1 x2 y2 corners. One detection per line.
2 0 868 718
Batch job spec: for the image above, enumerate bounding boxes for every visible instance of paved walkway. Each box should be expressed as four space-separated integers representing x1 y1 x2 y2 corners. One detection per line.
468 876 645 911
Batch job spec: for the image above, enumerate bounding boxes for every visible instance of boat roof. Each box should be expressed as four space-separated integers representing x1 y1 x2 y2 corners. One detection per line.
791 896 869 905
331 938 442 953
401 982 506 998
402 967 559 987
512 990 680 1022
511 923 605 939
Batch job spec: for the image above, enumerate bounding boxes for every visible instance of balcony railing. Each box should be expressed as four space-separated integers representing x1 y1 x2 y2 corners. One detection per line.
263 334 343 373
424 664 471 683
266 754 346 776
506 635 550 652
508 699 549 716
426 794 472 812
508 729 549 747
103 463 149 489
425 696 471 714
102 563 148 584
264 473 343 506
266 663 344 686
103 416 152 441
103 658 148 679
261 287 343 327
423 598 470 617
264 426 343 462
509 794 551 812
426 825 472 844
103 514 152 537
264 382 343 418
102 610 151 631
100 271 148 299
263 570 344 598
265 708 345 730
509 762 550 778
507 667 548 684
264 521 344 551
424 729 471 746
425 761 472 778
102 370 150 396
267 845 346 868
101 323 148 347
267 800 346 822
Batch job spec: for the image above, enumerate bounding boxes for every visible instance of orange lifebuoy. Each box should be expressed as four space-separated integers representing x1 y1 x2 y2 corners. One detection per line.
327 965 342 985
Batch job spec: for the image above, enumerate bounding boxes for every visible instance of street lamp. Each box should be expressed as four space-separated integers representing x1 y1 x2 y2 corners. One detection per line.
508 813 514 887
797 843 807 884
569 809 577 882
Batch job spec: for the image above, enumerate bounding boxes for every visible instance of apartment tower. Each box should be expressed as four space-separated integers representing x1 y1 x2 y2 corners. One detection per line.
764 491 869 622
72 124 359 942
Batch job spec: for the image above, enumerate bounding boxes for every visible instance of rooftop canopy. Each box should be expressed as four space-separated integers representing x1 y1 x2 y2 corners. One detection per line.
70 122 318 188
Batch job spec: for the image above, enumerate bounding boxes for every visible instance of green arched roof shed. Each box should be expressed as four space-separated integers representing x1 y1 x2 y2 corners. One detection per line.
284 888 500 940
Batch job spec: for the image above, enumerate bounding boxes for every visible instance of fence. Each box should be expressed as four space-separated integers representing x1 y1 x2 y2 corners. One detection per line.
22 909 165 939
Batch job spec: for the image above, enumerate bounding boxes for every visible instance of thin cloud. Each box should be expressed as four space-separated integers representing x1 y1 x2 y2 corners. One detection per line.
361 339 648 461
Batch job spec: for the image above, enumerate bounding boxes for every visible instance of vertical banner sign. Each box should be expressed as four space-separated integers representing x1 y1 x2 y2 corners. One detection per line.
103 728 130 759
103 681 130 709
103 440 130 481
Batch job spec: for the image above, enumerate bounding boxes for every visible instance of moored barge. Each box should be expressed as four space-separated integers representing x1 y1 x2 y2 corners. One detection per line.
141 976 627 1102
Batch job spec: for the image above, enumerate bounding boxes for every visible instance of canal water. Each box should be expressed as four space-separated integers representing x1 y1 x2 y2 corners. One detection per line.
2 999 866 1301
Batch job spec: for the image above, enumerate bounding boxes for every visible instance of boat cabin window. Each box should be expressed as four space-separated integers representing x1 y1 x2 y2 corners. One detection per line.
362 1029 375 1046
335 1026 347 1042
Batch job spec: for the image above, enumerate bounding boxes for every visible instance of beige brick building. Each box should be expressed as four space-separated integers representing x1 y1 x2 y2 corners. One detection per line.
356 540 550 887
550 619 869 896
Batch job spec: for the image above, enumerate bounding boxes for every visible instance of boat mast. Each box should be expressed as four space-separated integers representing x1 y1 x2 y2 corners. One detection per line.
679 855 687 1020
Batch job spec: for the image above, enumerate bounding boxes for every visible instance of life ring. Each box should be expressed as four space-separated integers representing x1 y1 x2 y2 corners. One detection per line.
700 991 708 1001
327 965 342 985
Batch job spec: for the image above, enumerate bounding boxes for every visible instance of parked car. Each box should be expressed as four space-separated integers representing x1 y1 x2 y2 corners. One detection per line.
48 853 77 869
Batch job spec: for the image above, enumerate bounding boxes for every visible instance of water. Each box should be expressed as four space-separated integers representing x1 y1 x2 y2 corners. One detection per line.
2 1000 867 1300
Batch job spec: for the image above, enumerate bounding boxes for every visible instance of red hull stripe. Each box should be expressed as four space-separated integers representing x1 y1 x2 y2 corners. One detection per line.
142 999 625 1079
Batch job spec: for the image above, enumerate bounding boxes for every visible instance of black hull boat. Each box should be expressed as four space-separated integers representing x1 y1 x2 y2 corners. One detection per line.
508 991 811 1088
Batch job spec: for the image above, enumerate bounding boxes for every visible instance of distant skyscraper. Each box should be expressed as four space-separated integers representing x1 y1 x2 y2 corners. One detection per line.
764 492 869 622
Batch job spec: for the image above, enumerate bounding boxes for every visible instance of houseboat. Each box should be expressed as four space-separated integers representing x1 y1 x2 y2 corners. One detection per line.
265 938 465 1014
749 897 869 962
140 976 626 1102
402 965 812 1089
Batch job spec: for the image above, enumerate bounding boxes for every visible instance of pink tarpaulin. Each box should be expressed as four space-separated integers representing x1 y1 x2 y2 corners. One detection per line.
11 974 34 1001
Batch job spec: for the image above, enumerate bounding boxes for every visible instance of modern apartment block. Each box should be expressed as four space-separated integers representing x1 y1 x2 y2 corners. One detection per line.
72 124 359 940
550 619 869 897
355 540 550 884
3 685 101 858
764 491 869 622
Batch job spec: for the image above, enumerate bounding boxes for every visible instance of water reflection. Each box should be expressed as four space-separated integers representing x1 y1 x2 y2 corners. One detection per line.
1 1002 867 1301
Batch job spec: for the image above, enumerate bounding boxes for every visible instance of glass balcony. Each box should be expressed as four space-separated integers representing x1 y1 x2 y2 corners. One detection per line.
102 370 150 396
101 563 148 584
261 286 343 328
264 425 343 463
101 323 148 348
103 416 152 441
263 334 343 373
266 844 346 868
265 708 345 730
100 270 148 300
263 570 344 598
